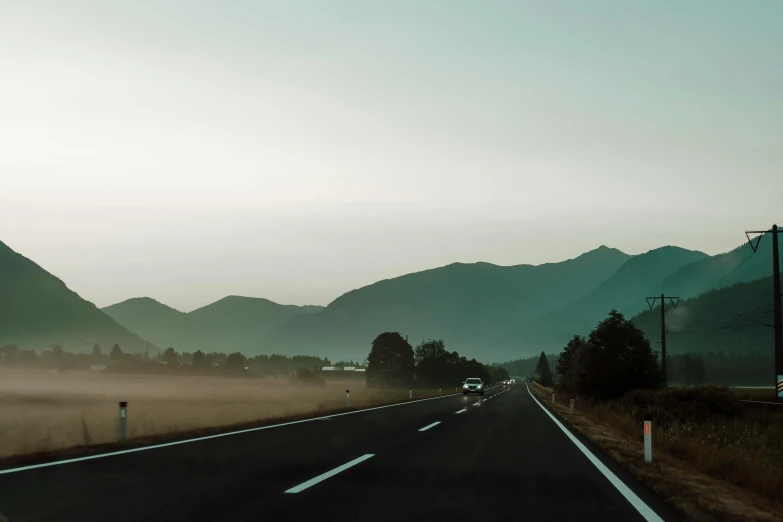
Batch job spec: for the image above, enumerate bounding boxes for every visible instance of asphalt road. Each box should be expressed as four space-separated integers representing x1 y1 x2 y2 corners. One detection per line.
0 383 683 522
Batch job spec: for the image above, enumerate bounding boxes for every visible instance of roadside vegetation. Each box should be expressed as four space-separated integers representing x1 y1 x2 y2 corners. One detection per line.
527 309 783 520
364 333 508 388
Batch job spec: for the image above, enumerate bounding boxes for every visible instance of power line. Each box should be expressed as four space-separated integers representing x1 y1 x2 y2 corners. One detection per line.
665 293 765 334
709 252 754 289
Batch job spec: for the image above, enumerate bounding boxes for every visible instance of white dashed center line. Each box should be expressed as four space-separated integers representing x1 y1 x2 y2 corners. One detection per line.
418 421 441 432
455 408 467 414
285 454 375 494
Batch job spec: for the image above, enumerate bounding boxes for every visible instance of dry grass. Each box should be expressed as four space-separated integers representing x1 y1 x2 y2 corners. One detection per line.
729 387 778 402
530 383 783 522
0 368 444 459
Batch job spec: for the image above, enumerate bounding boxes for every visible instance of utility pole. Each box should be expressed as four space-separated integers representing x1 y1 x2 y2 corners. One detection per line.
646 294 680 389
745 224 782 399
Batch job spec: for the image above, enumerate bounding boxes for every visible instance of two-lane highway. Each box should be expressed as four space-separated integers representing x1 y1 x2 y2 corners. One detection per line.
0 384 682 522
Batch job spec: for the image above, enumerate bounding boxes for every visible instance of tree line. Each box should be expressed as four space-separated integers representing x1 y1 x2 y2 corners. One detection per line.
0 343 330 377
364 332 509 388
502 324 772 391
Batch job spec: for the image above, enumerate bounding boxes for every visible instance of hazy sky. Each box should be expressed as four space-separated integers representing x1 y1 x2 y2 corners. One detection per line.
2 1 782 311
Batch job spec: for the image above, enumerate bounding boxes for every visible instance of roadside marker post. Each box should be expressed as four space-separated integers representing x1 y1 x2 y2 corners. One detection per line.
409 388 412 399
119 401 128 442
570 397 574 414
643 414 652 463
345 389 350 408
439 388 442 395
552 392 555 404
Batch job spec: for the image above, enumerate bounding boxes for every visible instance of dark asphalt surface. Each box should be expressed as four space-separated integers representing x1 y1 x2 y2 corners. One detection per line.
0 383 683 522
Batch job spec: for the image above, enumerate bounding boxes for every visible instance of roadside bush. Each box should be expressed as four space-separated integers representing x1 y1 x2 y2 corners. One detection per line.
617 385 744 427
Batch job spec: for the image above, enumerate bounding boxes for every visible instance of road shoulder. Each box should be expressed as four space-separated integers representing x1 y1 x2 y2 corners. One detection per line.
529 383 783 522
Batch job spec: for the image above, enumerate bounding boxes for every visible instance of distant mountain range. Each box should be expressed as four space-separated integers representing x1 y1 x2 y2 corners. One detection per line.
0 241 152 354
266 246 631 362
2 235 779 363
102 296 323 354
499 246 709 353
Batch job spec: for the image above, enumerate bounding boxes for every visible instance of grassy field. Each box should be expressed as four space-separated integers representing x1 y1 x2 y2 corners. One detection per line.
0 368 445 459
530 383 783 521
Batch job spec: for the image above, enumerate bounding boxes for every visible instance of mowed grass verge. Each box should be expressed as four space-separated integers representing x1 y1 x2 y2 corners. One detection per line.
0 368 448 460
529 382 783 522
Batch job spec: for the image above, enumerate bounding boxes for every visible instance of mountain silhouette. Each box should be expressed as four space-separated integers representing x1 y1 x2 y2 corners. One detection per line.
266 245 632 361
103 295 323 354
0 240 152 354
501 246 709 354
651 237 778 298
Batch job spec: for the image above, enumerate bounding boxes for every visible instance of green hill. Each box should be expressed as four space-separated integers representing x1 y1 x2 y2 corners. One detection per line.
0 240 152 354
101 297 188 350
501 246 709 353
631 275 774 357
103 295 323 354
652 237 777 298
267 245 632 362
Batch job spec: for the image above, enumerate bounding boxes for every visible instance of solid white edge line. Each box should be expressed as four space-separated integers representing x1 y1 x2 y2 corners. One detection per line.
0 384 504 476
284 454 374 493
418 421 441 432
525 384 664 522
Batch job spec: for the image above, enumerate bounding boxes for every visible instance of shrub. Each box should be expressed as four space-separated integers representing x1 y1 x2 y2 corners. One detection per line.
617 385 744 427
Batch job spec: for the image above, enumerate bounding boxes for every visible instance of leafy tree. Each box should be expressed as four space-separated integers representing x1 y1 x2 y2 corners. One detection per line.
366 332 415 388
192 350 206 367
490 365 510 383
680 354 706 386
557 310 661 399
535 351 553 386
110 344 123 360
52 345 63 359
557 335 587 389
163 347 178 366
413 339 451 386
414 339 447 365
226 352 246 368
91 344 102 358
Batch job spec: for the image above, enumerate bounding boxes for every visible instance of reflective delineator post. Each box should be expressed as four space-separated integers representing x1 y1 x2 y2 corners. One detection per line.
119 401 128 442
570 397 574 414
644 413 652 463
345 389 350 408
409 388 412 399
551 392 555 404
439 387 442 395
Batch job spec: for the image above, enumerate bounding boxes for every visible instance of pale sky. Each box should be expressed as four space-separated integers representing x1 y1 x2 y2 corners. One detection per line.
1 1 782 311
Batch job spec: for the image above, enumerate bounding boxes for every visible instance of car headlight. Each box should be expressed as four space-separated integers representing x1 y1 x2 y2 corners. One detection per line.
463 384 468 388
477 384 483 388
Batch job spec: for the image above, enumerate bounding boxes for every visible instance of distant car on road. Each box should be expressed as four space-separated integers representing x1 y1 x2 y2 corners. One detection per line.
463 377 484 395
502 380 509 386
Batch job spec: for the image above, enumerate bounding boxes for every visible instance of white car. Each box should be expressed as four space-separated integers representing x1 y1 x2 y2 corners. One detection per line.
462 378 484 395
